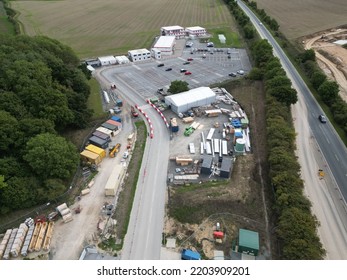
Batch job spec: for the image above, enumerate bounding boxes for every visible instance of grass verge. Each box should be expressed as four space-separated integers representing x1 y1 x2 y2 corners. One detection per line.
114 121 147 248
87 78 107 120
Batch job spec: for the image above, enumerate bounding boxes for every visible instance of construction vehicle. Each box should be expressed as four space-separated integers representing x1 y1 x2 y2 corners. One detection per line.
131 106 139 117
109 143 121 158
184 127 194 136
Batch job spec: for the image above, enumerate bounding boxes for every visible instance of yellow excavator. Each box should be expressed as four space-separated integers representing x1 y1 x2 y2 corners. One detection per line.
109 143 121 158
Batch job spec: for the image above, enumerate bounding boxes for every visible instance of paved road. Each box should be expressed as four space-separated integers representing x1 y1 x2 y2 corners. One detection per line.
98 68 170 259
238 1 347 259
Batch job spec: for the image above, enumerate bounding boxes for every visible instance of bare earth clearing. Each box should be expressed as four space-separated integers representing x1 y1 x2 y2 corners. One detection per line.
11 0 235 58
303 28 347 103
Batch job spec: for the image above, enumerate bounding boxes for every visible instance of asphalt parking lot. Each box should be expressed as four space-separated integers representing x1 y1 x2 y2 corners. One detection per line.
103 38 251 101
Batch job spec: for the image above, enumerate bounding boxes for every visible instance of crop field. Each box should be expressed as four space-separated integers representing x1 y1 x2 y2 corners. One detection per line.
11 0 236 58
255 0 347 39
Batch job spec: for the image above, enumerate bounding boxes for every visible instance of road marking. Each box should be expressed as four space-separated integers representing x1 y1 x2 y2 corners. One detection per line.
216 73 223 77
132 64 141 70
335 154 340 161
191 79 199 84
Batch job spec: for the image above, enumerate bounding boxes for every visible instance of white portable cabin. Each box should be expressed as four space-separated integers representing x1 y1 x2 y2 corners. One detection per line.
153 36 175 56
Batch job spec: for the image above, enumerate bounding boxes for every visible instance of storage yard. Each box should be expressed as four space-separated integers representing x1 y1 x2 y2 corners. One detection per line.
164 87 251 184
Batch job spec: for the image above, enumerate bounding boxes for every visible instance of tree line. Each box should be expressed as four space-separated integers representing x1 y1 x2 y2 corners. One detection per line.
0 34 92 214
225 0 325 259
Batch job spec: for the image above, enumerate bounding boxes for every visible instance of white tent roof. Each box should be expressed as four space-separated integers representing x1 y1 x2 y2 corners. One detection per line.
115 55 130 63
154 36 175 48
165 87 215 108
334 40 347 45
98 56 116 63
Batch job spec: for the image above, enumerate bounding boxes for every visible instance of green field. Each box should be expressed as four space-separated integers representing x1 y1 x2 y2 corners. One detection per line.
255 0 347 39
11 0 237 58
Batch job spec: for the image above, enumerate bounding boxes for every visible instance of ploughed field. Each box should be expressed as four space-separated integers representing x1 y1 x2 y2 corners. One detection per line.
255 0 347 39
12 0 235 58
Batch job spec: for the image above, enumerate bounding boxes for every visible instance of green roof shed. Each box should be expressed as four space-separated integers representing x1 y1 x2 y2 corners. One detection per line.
238 229 259 256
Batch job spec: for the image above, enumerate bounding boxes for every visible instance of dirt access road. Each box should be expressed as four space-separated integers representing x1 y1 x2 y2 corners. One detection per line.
49 105 135 260
304 28 347 102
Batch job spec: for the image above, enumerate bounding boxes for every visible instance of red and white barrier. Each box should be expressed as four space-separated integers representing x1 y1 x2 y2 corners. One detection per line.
147 99 170 128
135 104 154 139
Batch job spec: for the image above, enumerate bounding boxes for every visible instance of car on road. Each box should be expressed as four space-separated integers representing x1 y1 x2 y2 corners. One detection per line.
237 70 245 75
318 114 327 123
228 55 231 59
157 63 164 67
183 61 190 65
180 69 187 73
165 68 172 71
185 71 192 75
187 58 194 61
229 72 237 77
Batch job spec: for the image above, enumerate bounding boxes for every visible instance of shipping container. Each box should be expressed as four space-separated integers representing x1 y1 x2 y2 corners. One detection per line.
101 122 117 131
88 135 109 149
96 126 113 137
85 144 106 159
80 149 102 165
111 116 122 123
92 130 111 143
105 165 126 196
107 119 122 129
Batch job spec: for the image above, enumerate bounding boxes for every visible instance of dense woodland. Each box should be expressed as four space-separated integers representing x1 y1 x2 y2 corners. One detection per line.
0 34 92 214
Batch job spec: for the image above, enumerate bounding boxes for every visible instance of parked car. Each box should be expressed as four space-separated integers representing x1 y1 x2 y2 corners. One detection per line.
113 106 121 113
187 57 194 61
183 61 190 65
165 67 172 71
229 72 237 77
157 63 164 67
123 151 129 159
237 70 245 75
180 69 187 73
185 71 192 75
318 114 327 123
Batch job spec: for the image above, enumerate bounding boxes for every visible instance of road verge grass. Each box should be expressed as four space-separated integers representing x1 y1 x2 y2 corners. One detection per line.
114 121 147 249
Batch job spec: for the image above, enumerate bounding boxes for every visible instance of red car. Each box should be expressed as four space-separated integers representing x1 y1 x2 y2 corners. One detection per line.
185 71 192 75
187 58 194 61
